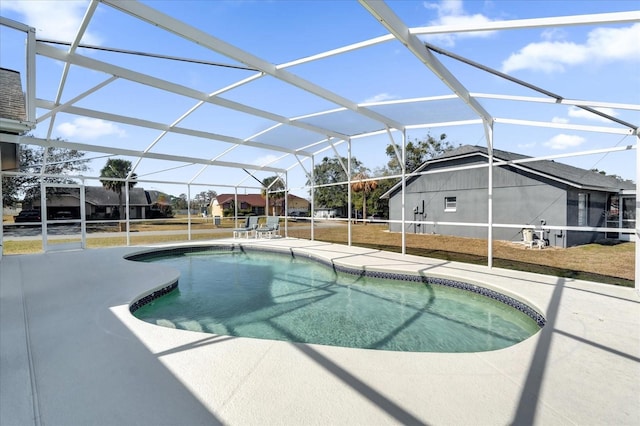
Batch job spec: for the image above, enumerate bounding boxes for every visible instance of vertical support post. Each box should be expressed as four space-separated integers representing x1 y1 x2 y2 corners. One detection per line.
41 180 47 252
485 121 494 268
125 182 130 246
401 131 406 255
80 179 86 249
234 188 238 228
266 190 270 217
26 26 36 124
347 139 352 246
635 135 639 293
284 171 288 237
0 149 3 258
187 184 192 240
311 155 315 241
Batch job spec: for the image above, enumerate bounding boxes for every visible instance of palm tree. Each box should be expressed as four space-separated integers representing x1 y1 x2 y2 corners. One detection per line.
261 175 285 215
100 159 137 220
351 172 377 224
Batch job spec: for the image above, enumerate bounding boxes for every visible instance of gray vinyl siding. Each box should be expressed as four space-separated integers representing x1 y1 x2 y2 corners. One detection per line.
389 163 568 245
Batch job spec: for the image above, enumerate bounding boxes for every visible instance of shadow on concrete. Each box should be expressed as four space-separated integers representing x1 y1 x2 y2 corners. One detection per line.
511 277 565 425
3 252 223 426
295 343 429 426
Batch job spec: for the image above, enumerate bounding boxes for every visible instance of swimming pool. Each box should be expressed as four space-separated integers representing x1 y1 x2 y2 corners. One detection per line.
130 247 544 352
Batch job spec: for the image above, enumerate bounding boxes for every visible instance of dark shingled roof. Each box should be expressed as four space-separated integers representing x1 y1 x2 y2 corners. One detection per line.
382 144 634 199
434 145 635 190
84 186 153 206
0 68 27 125
215 193 308 207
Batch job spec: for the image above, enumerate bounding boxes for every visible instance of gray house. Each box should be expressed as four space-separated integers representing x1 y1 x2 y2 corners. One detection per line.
32 186 172 220
383 145 636 247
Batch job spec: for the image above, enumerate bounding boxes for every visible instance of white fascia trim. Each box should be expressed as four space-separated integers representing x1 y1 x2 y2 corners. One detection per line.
480 151 634 191
0 118 36 134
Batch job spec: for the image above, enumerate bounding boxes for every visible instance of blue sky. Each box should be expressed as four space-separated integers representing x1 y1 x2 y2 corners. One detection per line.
1 0 638 197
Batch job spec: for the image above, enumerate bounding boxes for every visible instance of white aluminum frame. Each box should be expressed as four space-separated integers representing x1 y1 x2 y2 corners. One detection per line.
0 1 637 289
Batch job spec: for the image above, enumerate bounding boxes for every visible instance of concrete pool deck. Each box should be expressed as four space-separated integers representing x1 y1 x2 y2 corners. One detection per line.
1 238 638 425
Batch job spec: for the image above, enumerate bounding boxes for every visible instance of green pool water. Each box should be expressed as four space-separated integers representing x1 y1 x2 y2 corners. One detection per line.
133 250 541 352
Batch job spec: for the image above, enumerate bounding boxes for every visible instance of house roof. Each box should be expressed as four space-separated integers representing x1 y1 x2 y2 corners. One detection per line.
216 194 266 207
215 193 308 208
382 144 635 199
0 68 28 133
31 186 160 207
84 186 153 206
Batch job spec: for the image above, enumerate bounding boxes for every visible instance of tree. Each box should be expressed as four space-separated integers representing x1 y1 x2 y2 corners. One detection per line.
261 175 285 215
370 133 457 217
152 193 174 218
99 159 137 219
591 168 635 184
386 132 455 174
306 156 363 216
171 193 188 211
351 171 377 223
2 143 89 206
193 190 217 213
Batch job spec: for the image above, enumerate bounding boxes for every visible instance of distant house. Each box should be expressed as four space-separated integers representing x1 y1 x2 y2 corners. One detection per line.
212 193 310 217
287 194 311 216
314 207 339 219
32 186 172 220
382 145 636 247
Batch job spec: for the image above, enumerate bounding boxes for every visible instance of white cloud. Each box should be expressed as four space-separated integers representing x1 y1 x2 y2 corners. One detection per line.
567 106 619 123
363 93 395 103
551 117 569 124
502 23 640 73
587 25 640 61
1 0 102 44
540 28 567 41
516 142 536 149
424 0 465 16
57 117 126 140
421 0 495 47
543 134 585 150
502 41 588 73
253 154 280 167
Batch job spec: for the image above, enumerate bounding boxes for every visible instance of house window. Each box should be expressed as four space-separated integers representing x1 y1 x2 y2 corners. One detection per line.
444 196 457 212
578 193 589 226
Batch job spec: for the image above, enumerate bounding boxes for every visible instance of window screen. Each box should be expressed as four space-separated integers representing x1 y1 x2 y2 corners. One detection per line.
578 193 589 226
445 196 457 212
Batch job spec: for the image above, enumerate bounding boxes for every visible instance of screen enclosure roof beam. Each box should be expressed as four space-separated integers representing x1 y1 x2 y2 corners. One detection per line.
100 0 406 134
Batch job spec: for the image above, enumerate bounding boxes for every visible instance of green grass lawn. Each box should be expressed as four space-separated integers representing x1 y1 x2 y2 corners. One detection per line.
2 220 634 287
